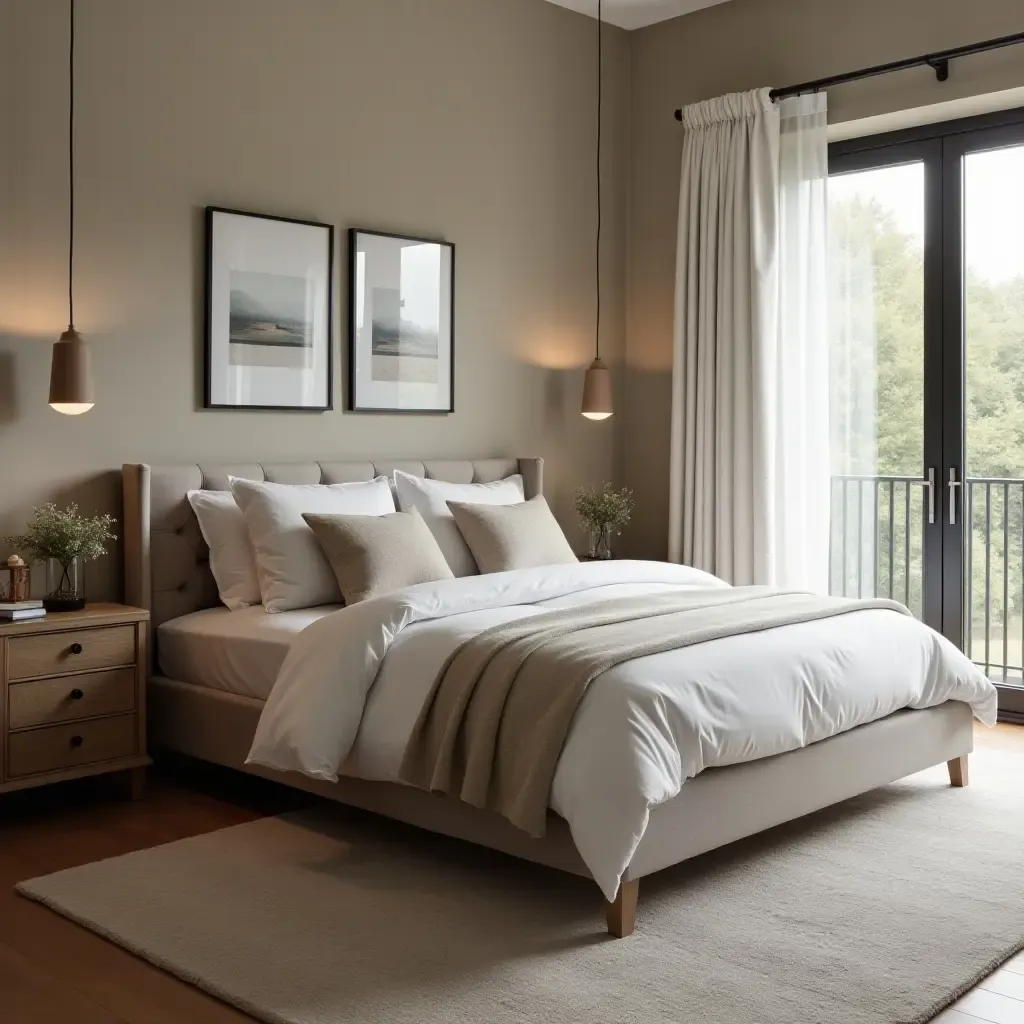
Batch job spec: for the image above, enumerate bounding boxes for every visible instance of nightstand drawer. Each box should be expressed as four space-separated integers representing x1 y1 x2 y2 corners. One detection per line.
7 714 137 778
8 625 136 681
8 668 137 731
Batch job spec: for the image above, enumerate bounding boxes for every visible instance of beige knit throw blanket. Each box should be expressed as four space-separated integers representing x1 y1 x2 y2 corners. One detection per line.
399 587 910 838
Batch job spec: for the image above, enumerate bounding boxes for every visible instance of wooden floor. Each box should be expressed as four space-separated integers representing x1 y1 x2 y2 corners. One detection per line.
0 727 1022 1024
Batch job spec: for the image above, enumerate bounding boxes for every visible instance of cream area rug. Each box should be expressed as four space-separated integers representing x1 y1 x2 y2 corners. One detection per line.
17 752 1024 1024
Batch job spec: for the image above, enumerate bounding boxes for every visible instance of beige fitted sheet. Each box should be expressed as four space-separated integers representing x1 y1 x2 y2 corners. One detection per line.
157 605 342 699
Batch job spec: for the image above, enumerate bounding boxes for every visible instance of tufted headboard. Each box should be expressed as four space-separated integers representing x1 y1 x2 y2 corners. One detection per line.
122 458 543 647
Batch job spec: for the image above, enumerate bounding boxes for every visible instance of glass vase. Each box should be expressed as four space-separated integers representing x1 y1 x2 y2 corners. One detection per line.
588 525 613 560
44 556 85 612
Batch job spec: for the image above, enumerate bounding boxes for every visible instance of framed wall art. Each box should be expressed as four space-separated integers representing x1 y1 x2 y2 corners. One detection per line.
349 229 454 413
205 207 333 411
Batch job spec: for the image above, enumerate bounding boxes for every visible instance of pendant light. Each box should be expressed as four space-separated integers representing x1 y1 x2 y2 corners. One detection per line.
581 0 612 421
49 0 94 415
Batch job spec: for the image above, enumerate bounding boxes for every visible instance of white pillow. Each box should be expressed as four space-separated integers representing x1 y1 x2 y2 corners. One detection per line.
187 490 261 611
230 476 396 612
392 470 525 577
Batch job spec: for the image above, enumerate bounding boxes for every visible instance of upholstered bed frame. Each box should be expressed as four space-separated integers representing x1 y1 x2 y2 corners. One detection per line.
122 458 974 938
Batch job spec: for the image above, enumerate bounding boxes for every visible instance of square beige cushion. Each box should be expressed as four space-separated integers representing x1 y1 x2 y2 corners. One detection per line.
302 508 454 604
446 496 577 573
392 470 525 577
231 476 396 612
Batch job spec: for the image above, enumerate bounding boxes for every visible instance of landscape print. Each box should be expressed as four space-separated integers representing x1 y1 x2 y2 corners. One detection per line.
371 286 439 384
229 270 313 368
350 229 452 412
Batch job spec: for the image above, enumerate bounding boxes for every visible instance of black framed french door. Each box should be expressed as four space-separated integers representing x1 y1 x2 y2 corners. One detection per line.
828 136 945 635
830 107 1024 715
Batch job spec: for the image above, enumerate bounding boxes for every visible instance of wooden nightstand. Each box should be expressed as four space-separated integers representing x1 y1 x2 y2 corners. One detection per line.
0 604 151 799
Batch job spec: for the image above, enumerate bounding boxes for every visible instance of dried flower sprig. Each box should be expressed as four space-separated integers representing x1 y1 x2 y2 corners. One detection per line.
573 483 633 534
6 503 117 567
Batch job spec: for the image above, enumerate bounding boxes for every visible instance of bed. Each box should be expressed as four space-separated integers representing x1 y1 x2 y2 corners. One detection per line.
124 458 993 938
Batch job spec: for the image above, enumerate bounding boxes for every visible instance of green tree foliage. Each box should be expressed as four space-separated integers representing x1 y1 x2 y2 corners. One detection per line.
829 195 923 477
965 272 1024 478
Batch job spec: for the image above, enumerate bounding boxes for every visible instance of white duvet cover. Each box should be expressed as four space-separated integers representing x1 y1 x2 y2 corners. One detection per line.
248 561 997 899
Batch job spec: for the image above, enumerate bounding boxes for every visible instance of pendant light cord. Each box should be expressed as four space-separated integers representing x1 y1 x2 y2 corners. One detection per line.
68 0 75 330
595 0 602 361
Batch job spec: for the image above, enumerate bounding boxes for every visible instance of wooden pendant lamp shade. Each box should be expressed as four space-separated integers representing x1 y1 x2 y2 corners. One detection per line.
49 327 94 414
582 358 612 420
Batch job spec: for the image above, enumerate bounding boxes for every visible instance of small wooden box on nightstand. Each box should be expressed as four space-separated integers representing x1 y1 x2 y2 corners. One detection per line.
0 604 151 799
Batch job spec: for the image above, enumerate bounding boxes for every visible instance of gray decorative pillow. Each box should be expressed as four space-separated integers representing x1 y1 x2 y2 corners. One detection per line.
302 508 454 604
446 496 577 573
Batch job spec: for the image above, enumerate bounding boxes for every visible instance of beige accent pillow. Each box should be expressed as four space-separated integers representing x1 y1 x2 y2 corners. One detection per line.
392 470 525 577
303 509 454 604
446 496 577 574
230 476 396 613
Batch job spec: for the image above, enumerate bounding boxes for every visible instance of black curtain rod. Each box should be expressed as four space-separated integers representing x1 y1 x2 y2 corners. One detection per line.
673 31 1024 120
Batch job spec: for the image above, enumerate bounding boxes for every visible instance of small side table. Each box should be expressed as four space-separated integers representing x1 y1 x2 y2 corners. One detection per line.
0 604 151 799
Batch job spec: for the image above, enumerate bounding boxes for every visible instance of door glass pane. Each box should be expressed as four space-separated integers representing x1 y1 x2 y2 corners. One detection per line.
963 143 1024 682
828 162 927 616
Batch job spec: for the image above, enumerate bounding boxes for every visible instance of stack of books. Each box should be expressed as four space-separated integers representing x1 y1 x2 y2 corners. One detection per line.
0 600 46 622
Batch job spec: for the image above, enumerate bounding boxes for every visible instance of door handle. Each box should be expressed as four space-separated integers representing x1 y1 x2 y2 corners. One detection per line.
948 468 962 525
926 468 936 525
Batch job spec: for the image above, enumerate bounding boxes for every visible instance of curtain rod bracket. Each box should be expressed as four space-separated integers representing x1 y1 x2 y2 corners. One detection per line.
928 57 950 82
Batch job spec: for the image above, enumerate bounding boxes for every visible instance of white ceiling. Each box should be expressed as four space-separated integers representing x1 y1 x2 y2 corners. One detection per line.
543 0 731 31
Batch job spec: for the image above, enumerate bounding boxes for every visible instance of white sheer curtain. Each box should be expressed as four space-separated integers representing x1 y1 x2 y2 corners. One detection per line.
772 93 831 592
668 90 830 591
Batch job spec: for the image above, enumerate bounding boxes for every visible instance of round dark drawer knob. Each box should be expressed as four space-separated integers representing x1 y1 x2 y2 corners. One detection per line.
69 642 83 655
69 735 83 749
69 688 84 700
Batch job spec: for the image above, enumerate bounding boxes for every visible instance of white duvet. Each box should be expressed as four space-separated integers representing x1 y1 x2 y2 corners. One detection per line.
248 560 997 899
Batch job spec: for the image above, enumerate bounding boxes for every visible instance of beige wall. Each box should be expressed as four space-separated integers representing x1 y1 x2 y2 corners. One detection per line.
0 0 628 599
624 0 1024 558
7 0 1023 586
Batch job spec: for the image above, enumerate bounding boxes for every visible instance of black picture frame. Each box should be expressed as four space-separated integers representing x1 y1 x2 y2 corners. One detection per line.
204 206 334 412
348 228 455 413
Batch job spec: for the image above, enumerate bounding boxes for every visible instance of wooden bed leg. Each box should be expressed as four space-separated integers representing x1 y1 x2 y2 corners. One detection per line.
604 879 639 938
947 755 969 788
